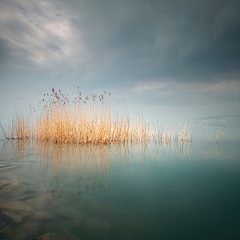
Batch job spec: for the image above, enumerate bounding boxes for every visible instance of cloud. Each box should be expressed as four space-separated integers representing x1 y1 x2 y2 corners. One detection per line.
55 0 240 85
130 78 240 110
0 0 87 68
212 0 240 40
132 79 240 94
0 0 240 90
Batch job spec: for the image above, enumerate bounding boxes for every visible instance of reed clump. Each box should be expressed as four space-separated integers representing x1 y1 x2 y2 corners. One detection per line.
2 88 197 144
33 88 155 144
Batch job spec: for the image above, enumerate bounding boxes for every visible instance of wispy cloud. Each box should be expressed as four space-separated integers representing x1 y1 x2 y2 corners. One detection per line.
0 0 86 67
132 78 240 94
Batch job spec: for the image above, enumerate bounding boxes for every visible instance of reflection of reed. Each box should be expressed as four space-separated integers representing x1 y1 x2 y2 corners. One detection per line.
34 142 113 194
4 139 222 196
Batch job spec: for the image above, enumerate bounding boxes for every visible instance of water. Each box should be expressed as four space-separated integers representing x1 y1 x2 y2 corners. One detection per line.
0 123 240 240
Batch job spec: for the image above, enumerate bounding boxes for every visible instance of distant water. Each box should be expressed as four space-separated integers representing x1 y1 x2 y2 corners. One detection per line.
0 123 240 240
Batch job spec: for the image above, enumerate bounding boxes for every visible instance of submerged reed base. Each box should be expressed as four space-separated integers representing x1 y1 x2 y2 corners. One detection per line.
0 88 219 144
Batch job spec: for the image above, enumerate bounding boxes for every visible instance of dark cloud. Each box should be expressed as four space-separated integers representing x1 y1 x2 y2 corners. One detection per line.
63 0 240 83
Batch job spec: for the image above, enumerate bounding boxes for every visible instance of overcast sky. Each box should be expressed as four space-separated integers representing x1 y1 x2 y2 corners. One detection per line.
0 0 240 128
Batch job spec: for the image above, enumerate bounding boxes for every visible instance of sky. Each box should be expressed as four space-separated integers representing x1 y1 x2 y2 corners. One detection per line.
0 0 240 129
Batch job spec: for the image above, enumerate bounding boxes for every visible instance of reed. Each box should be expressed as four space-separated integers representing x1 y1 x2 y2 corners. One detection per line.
216 130 224 143
0 108 32 139
1 88 206 144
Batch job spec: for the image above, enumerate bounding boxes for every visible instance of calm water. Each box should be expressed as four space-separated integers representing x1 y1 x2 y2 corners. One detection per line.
0 123 240 240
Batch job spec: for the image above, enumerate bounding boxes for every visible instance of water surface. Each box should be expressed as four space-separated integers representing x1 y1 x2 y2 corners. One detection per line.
0 124 240 240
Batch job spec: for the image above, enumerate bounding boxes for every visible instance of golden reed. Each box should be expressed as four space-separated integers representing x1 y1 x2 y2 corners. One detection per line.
1 88 195 144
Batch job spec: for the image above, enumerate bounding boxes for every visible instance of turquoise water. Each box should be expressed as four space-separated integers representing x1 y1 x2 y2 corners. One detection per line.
0 124 240 240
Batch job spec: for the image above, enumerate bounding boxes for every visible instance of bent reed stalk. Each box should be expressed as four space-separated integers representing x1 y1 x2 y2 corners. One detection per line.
2 88 197 144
